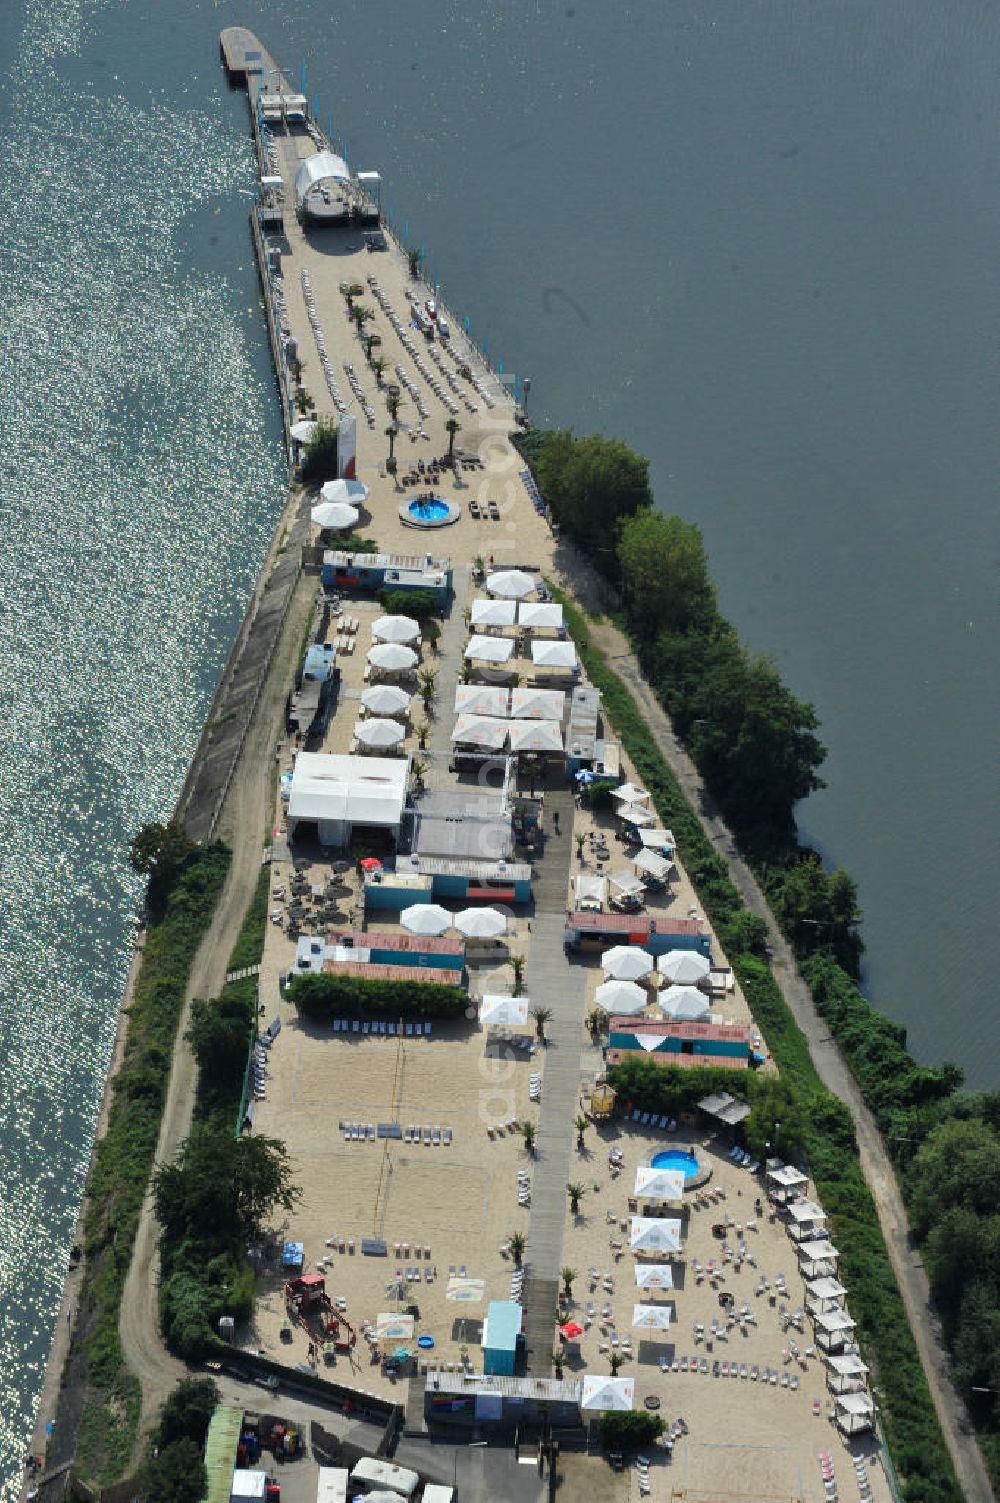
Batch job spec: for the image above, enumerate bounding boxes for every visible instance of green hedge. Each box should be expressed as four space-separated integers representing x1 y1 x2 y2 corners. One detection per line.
549 582 960 1502
288 971 469 1020
75 843 230 1485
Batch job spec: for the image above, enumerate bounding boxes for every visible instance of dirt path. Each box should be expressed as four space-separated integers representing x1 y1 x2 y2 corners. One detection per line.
118 567 316 1448
582 614 994 1503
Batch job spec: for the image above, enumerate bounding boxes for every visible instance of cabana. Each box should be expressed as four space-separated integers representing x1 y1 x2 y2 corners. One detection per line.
372 614 421 644
697 1090 751 1128
805 1276 847 1314
634 1263 674 1292
767 1164 809 1203
637 827 676 850
509 686 566 721
797 1237 840 1279
835 1392 875 1436
813 1307 856 1353
616 803 654 827
574 872 606 911
629 1217 683 1257
368 642 419 675
517 601 564 630
634 1166 685 1203
612 782 650 806
530 639 578 670
579 1376 634 1413
362 684 413 719
632 1303 672 1331
465 635 515 664
786 1198 828 1242
608 868 645 901
470 597 517 628
826 1352 869 1394
454 683 509 717
354 717 405 751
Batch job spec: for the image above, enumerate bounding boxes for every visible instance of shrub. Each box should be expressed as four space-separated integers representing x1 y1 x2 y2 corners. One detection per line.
597 1411 665 1450
288 972 469 1020
300 417 339 483
379 587 440 619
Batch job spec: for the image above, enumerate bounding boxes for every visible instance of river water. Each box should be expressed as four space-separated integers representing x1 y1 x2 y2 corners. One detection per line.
2 0 998 1490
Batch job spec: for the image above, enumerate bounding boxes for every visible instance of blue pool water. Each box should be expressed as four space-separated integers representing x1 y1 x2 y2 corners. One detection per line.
408 495 450 522
651 1149 700 1181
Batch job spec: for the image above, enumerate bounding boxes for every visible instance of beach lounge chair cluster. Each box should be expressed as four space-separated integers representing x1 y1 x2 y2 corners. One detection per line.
661 1356 798 1389
818 1451 839 1501
528 1072 542 1103
438 334 496 409
392 361 430 423
342 1122 376 1141
341 360 375 427
519 469 546 517
332 1019 432 1037
634 1454 651 1496
402 1125 452 1146
300 267 348 415
509 1265 525 1302
251 1033 275 1101
727 1145 760 1171
486 1117 520 1140
630 1109 678 1131
517 1171 531 1206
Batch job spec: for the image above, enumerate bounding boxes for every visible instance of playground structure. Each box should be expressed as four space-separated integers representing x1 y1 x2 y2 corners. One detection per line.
285 1274 357 1352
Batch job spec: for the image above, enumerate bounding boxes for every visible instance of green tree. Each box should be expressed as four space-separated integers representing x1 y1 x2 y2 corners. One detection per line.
598 1411 664 1449
300 417 339 484
157 1376 220 1449
186 992 254 1110
617 509 716 636
129 819 196 917
380 588 439 620
532 430 652 556
154 1125 300 1246
530 1002 551 1037
143 1438 206 1503
508 953 525 995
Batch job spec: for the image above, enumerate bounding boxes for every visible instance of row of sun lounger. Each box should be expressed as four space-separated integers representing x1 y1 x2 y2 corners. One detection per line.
629 1110 678 1130
332 1019 432 1036
404 1125 453 1145
659 1355 801 1386
300 267 349 416
486 1119 520 1139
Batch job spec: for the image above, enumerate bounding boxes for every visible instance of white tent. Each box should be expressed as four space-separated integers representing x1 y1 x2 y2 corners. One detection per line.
453 907 507 938
575 872 606 910
608 868 645 898
362 684 412 718
286 753 408 844
617 803 655 827
486 569 536 599
509 687 566 721
372 615 421 644
479 995 530 1028
508 719 564 753
612 782 650 806
291 419 318 443
638 828 675 850
400 904 452 936
470 597 517 627
311 501 359 530
465 635 515 664
579 1376 634 1413
659 984 710 1022
629 1218 683 1255
321 477 370 506
530 639 578 669
451 714 509 750
595 979 648 1015
835 1392 875 1435
355 717 405 750
634 1263 674 1291
633 849 674 881
805 1276 847 1309
517 601 564 630
601 946 655 981
632 1303 673 1331
634 1166 685 1201
454 684 508 717
368 643 419 673
657 950 711 985
294 150 350 206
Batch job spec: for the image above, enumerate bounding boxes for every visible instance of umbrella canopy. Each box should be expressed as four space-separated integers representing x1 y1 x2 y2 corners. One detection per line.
359 856 383 871
291 419 318 443
355 717 405 749
451 714 509 750
400 903 452 936
634 1263 674 1291
509 686 566 721
517 601 564 630
372 614 421 644
368 642 419 672
508 719 563 753
629 1217 683 1255
658 950 711 985
486 568 536 599
311 500 359 530
574 769 596 785
471 597 517 627
479 995 530 1028
579 1376 634 1413
634 1166 685 1201
559 1321 585 1340
612 782 650 805
659 984 710 1022
632 1303 672 1331
320 477 370 505
595 979 648 1015
362 683 413 717
454 906 507 938
454 683 509 716
465 634 515 663
633 849 674 881
530 639 578 669
602 945 654 981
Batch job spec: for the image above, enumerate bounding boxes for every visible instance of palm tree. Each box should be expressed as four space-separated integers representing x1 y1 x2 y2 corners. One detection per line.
575 832 586 863
387 391 401 422
294 388 313 416
372 356 387 386
551 1349 565 1379
509 954 526 996
445 417 461 464
352 304 371 334
522 1121 536 1155
407 246 421 277
530 1003 552 1040
363 333 376 362
416 719 430 750
560 1267 577 1297
567 1182 586 1216
586 1007 607 1043
418 668 437 710
574 1114 589 1151
508 1230 526 1266
411 756 427 789
609 1350 623 1376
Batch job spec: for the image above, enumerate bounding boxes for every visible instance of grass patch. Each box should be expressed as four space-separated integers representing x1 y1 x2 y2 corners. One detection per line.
548 581 961 1503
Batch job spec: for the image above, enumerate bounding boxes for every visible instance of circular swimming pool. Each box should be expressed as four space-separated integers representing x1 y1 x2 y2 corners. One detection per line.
651 1148 701 1181
408 495 451 522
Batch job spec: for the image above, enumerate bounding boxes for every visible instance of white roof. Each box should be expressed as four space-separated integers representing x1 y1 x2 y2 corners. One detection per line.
471 597 517 627
634 1263 674 1290
602 945 655 980
421 1490 455 1503
797 1238 839 1261
814 1308 856 1332
806 1277 847 1301
295 150 350 203
350 1458 419 1498
638 827 675 847
634 1166 685 1201
659 984 710 1022
362 684 412 717
632 1302 672 1331
596 979 648 1015
311 501 359 530
368 642 419 672
657 949 710 983
287 752 407 827
629 1217 683 1254
612 782 650 804
837 1392 874 1416
454 906 507 937
486 568 535 599
633 849 674 880
451 714 509 750
355 717 405 749
479 995 530 1027
321 477 369 505
316 1469 349 1503
508 718 563 753
400 903 452 936
231 1473 266 1501
517 601 564 629
579 1375 634 1412
769 1165 809 1189
827 1353 868 1376
372 614 421 644
509 687 566 721
454 684 509 716
788 1198 826 1223
465 634 515 663
531 639 578 669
